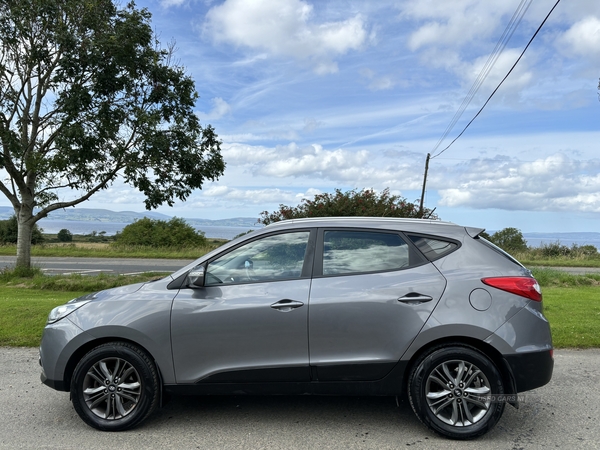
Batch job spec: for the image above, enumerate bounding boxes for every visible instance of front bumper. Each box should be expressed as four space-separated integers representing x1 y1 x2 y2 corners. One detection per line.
39 318 90 392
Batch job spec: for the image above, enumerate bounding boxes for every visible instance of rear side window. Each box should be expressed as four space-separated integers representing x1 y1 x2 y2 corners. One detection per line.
407 234 459 261
322 230 410 275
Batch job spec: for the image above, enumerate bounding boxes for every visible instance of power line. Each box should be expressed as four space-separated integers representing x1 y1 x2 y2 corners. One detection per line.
430 0 533 156
431 0 562 159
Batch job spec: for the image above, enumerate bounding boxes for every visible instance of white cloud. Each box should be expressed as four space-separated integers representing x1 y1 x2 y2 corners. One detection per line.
202 185 319 205
437 154 600 213
218 141 428 192
402 0 516 51
359 68 395 91
203 0 368 73
557 16 600 62
198 97 231 120
260 145 370 178
160 0 187 7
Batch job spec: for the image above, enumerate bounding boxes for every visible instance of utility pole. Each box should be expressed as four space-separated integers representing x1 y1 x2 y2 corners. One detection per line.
418 153 431 218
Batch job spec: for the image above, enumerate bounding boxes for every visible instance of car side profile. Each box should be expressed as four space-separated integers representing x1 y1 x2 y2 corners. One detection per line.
39 217 553 439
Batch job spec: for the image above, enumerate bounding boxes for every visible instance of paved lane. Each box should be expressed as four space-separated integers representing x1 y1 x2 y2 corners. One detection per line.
0 348 599 449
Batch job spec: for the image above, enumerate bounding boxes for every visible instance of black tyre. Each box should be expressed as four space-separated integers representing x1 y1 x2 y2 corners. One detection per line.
70 342 159 431
408 345 505 439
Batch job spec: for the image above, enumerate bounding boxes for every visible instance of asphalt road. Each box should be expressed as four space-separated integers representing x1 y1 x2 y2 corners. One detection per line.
0 256 195 276
0 348 598 449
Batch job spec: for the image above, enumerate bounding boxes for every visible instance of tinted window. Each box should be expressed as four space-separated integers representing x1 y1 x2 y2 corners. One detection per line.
408 235 458 261
206 232 310 285
322 230 409 275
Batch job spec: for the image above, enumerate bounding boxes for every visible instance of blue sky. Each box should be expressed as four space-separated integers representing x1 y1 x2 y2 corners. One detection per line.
17 0 600 232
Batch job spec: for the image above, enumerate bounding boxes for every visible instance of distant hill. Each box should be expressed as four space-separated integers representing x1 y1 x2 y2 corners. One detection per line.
0 206 258 228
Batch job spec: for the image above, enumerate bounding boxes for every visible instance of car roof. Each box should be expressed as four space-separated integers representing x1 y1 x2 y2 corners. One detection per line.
263 216 484 239
265 216 454 226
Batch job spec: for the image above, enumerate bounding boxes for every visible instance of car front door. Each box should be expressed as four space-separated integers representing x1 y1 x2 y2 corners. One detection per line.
171 230 315 384
308 228 447 381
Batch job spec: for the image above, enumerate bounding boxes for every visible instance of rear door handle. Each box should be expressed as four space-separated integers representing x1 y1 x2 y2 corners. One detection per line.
270 299 305 312
398 293 433 304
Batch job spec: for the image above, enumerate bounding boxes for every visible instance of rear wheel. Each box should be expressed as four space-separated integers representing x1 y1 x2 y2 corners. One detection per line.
408 345 505 439
70 342 159 431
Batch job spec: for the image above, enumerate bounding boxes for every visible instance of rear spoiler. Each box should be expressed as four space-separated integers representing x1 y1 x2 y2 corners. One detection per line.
465 227 485 238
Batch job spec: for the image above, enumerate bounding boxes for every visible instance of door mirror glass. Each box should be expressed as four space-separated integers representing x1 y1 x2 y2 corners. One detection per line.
187 266 205 288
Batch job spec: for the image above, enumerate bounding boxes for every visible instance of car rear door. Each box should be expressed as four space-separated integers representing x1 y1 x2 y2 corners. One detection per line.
308 228 447 381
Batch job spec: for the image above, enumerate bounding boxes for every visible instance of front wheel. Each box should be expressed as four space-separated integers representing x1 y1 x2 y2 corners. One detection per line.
70 342 159 431
408 345 505 439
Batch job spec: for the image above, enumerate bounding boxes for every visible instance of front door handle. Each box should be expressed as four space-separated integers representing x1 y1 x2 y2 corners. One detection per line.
398 293 433 304
270 299 305 312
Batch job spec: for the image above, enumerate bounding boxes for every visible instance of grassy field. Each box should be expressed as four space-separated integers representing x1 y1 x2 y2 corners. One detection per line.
0 270 597 348
1 236 600 267
542 286 600 348
0 239 228 260
0 289 86 347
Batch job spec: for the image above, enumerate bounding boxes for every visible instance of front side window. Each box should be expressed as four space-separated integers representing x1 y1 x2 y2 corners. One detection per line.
205 231 310 285
322 230 409 276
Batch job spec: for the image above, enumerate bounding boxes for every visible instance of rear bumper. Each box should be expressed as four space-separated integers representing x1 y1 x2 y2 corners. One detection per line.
504 349 554 392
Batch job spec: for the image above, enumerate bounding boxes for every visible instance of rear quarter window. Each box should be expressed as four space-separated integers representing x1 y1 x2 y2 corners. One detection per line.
407 234 459 261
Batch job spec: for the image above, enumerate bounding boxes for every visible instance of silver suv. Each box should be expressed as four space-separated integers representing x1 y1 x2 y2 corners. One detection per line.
40 217 553 439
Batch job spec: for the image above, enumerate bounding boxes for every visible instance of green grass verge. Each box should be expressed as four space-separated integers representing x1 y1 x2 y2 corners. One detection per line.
543 286 600 348
0 238 599 266
522 258 600 268
531 268 600 287
0 239 227 259
0 268 598 348
0 269 170 292
0 289 86 347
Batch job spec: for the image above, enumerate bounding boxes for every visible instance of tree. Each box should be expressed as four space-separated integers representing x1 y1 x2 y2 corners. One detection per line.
114 217 206 248
258 188 438 225
0 215 44 244
489 227 528 253
57 228 73 242
0 0 225 268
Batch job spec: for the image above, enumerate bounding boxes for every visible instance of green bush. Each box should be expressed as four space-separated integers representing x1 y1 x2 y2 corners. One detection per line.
524 242 600 261
539 242 571 258
259 188 438 225
0 215 44 245
57 228 73 242
113 217 206 248
489 227 528 253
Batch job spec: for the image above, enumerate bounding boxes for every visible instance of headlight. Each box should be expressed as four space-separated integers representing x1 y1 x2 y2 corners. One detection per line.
47 296 94 324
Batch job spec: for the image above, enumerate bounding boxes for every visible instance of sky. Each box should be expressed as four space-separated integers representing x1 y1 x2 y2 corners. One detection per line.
9 0 600 232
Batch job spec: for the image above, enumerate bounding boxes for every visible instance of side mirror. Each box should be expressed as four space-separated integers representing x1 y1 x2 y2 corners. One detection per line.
187 266 205 288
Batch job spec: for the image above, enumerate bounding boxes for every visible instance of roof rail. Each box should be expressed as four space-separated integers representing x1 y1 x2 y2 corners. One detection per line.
265 216 456 228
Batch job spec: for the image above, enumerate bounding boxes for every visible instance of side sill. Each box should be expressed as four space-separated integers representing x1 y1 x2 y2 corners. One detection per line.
164 361 409 397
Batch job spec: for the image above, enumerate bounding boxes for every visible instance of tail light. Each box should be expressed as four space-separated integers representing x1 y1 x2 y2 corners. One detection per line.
481 277 542 302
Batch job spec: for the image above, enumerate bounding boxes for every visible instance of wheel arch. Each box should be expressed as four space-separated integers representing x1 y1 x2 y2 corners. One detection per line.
63 337 164 396
403 336 518 399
